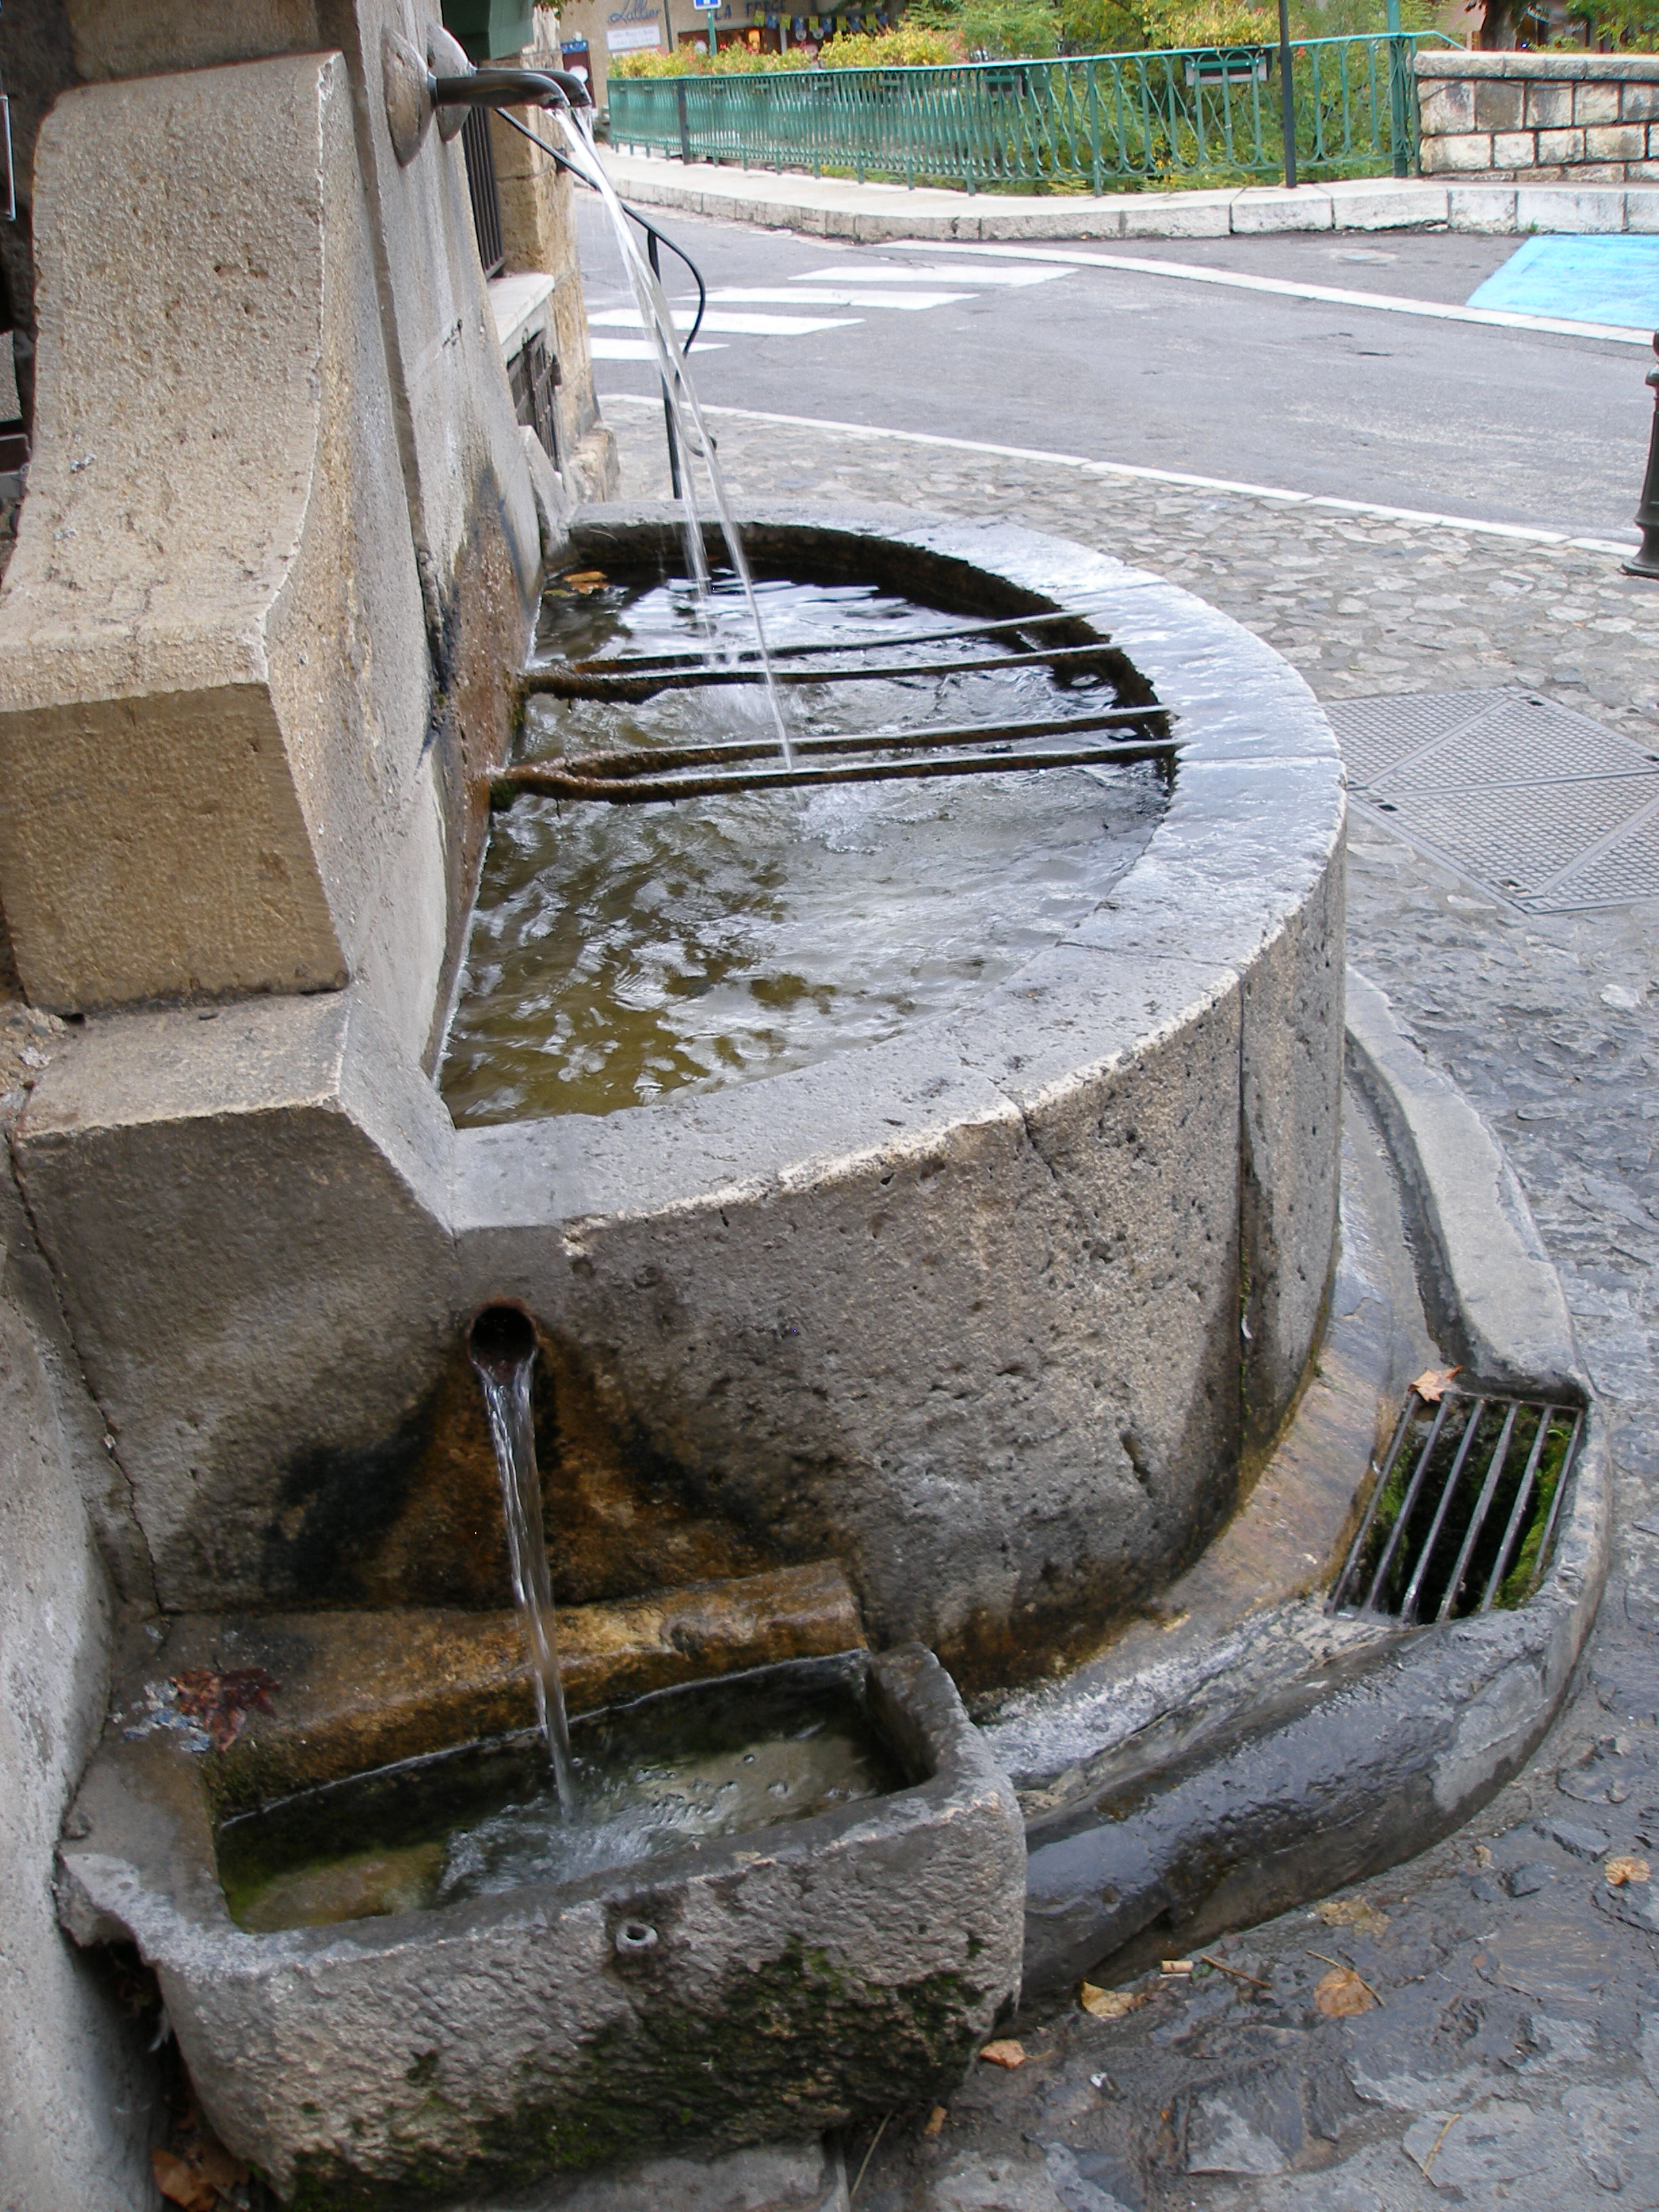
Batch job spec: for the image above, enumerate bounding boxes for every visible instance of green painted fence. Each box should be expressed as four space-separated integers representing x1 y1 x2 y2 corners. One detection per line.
608 34 1459 193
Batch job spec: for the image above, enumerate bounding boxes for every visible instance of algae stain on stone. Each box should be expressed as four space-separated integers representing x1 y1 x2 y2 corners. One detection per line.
284 1948 988 2209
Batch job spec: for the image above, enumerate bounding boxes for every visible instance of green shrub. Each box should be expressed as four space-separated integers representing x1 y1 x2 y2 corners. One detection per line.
612 22 964 74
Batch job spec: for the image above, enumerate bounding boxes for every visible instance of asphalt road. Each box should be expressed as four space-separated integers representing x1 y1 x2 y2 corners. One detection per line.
576 201 1652 543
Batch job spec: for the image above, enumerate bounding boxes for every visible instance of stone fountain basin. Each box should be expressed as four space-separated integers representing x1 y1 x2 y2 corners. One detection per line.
57 1639 1024 2204
17 504 1346 1690
449 505 1348 1689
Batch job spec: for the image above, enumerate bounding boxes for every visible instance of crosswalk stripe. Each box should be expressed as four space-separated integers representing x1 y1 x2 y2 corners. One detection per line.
588 308 862 337
589 337 726 359
706 286 973 310
794 262 1067 287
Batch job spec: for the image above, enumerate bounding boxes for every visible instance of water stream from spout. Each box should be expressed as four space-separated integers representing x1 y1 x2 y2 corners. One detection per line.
468 1307 577 1815
550 113 795 769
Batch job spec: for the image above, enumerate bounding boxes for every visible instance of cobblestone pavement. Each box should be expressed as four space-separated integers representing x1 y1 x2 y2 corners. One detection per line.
607 403 1659 2210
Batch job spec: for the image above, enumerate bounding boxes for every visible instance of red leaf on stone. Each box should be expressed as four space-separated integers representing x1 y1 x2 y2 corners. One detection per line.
170 1666 280 1750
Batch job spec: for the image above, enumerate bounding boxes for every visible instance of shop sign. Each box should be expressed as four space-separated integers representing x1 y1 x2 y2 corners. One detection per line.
606 0 663 48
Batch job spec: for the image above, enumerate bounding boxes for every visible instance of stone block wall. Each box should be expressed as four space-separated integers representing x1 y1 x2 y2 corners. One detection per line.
488 6 616 493
1416 49 1659 183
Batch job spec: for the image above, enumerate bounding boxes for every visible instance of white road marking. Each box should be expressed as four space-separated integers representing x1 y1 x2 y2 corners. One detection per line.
587 262 1065 357
794 262 1068 287
706 285 974 310
588 308 862 337
883 239 1657 346
590 336 726 360
604 390 1635 554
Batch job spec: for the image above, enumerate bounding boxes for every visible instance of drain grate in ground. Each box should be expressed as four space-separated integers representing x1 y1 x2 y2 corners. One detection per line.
1330 687 1659 910
1330 1387 1582 1622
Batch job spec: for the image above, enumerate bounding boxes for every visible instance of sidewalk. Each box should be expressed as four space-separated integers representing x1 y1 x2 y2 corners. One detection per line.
601 146 1659 241
604 396 1659 2211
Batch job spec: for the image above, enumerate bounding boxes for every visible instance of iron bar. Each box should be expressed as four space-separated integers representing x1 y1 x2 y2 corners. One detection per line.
1361 1393 1453 1614
1328 1392 1420 1612
1397 1397 1488 1624
1435 1399 1519 1623
548 602 1117 676
524 640 1124 701
495 739 1177 805
1533 1410 1582 1584
497 705 1172 790
1477 1408 1553 1614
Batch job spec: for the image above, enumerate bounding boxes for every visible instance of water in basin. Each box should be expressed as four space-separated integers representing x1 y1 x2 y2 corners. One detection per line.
218 1656 903 1933
439 572 1167 1124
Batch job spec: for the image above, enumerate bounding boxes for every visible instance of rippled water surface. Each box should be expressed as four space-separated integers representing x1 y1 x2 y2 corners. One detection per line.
440 572 1166 1124
218 1660 901 1933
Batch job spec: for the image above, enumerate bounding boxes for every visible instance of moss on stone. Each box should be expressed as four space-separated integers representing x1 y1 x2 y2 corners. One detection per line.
284 1944 985 2210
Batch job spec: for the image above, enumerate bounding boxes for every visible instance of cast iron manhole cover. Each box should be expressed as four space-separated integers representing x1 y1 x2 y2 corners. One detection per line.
1331 688 1659 910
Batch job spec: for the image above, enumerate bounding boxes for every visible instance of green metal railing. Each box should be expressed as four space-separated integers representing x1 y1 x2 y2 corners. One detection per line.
608 34 1458 194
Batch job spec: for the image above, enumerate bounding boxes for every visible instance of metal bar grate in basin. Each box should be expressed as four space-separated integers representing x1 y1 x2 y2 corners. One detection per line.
1329 1387 1582 1622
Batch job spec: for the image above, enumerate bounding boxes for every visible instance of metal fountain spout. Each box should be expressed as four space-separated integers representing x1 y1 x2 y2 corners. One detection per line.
430 65 594 115
383 27 592 168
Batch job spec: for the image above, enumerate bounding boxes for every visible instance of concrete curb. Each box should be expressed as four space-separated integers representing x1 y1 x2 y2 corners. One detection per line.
600 148 1659 241
1019 966 1609 2003
1345 966 1588 1402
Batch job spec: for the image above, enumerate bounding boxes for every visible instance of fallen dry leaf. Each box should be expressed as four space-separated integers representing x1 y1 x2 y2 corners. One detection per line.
170 1667 279 1751
560 569 609 593
923 2106 947 2137
1314 1966 1376 2018
150 2150 218 2212
193 2138 247 2194
979 2039 1027 2070
1410 1366 1462 1406
1080 1982 1146 2020
1315 1896 1390 1941
1607 1856 1652 1886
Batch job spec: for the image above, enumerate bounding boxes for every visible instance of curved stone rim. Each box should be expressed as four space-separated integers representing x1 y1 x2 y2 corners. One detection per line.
451 501 1344 1217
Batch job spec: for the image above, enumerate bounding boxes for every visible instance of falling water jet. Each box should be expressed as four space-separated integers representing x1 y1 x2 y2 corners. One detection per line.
549 110 796 769
467 1303 577 1814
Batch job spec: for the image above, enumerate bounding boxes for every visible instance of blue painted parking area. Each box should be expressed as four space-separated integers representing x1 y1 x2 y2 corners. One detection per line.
1467 234 1659 329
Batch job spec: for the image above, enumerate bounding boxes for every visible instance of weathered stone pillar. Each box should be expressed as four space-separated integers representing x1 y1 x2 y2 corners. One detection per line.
0 54 439 1023
489 6 617 495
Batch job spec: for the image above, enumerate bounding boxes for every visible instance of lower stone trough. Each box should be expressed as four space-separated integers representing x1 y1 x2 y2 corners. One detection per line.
39 508 1601 2205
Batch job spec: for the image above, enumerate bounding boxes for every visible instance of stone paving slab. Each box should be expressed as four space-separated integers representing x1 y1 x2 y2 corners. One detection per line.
600 398 1659 2209
601 149 1659 243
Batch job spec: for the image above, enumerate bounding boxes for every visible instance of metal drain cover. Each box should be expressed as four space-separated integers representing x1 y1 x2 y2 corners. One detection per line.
1330 687 1659 910
1331 1387 1582 1622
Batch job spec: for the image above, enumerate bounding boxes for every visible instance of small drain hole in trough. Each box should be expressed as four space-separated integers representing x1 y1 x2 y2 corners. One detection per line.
1330 1391 1582 1623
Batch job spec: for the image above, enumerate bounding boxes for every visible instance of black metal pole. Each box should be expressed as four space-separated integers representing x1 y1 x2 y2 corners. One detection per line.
644 228 682 501
1625 333 1659 579
1277 0 1297 190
